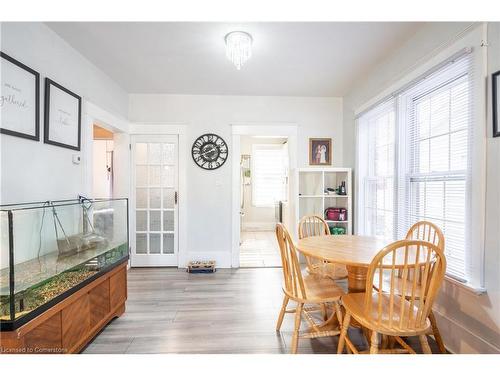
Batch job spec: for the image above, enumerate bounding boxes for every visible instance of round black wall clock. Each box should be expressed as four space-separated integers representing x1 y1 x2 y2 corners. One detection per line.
191 133 228 170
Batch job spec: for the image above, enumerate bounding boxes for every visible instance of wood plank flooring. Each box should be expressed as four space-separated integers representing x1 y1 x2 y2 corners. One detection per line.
83 267 441 354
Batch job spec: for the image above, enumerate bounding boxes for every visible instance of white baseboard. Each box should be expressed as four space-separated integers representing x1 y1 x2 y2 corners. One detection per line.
241 222 276 231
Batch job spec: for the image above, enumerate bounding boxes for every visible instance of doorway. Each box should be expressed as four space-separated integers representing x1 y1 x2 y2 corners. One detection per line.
130 135 179 267
92 125 114 198
239 136 289 267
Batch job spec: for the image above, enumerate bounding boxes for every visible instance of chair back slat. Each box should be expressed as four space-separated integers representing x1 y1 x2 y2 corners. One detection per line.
298 215 330 273
388 249 396 328
398 247 410 329
298 215 330 239
364 239 446 331
406 221 445 288
415 244 433 324
406 221 445 248
276 223 307 299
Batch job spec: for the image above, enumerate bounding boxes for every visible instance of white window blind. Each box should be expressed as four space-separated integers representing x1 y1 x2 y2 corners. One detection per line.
399 53 473 282
357 50 476 283
251 144 287 207
357 99 396 238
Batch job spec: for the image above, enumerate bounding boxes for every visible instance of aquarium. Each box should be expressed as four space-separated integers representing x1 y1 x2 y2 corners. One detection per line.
0 198 129 330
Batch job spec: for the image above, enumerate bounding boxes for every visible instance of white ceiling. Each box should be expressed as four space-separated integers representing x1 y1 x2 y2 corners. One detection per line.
46 22 423 97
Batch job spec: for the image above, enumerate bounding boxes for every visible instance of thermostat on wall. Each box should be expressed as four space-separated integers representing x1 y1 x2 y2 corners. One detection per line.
72 155 81 164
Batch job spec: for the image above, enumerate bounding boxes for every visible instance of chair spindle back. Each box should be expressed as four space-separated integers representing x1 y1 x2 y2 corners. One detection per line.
276 223 307 300
406 221 445 249
298 215 330 239
365 240 446 331
404 221 445 281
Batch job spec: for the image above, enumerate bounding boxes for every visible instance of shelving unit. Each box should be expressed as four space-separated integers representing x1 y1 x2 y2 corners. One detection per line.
296 167 352 235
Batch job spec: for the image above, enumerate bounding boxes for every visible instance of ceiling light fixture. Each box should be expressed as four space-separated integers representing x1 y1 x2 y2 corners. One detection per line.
224 31 253 70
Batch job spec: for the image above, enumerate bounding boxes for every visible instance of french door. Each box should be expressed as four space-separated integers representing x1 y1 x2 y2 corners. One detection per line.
131 135 178 266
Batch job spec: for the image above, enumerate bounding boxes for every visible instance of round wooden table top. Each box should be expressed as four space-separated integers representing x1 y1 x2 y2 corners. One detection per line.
296 235 390 268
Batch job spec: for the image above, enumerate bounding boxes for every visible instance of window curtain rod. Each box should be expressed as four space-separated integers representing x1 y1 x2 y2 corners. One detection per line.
355 47 473 119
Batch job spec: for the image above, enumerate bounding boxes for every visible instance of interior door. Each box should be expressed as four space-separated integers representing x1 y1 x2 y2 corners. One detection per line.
131 135 178 266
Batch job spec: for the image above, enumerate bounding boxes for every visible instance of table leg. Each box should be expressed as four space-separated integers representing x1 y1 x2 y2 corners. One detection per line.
346 265 368 293
345 265 368 335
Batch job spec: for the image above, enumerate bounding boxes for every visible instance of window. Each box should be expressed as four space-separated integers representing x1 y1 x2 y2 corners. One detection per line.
251 144 287 207
357 100 396 238
357 50 479 284
401 58 472 281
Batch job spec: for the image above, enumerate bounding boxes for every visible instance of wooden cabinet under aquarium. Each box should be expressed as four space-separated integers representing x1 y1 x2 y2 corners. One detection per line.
0 198 129 354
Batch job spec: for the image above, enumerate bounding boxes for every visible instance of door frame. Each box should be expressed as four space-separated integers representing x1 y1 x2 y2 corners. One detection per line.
129 123 187 268
82 100 130 199
231 123 298 268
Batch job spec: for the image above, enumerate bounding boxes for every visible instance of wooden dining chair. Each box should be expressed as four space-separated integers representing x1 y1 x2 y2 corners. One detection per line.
298 215 348 280
374 221 446 353
275 223 345 354
337 239 446 354
404 221 446 353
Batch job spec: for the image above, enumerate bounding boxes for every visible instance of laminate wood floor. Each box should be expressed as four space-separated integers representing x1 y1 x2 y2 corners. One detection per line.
83 267 442 354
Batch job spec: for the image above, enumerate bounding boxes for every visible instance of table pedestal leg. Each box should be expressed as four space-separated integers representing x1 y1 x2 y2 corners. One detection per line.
345 265 369 337
346 265 368 293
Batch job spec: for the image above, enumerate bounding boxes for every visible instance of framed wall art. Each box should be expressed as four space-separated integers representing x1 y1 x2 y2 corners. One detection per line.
493 70 500 138
0 52 40 141
44 78 82 150
309 138 332 166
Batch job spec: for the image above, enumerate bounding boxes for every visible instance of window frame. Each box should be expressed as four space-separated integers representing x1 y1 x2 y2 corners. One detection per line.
398 69 472 283
355 30 487 292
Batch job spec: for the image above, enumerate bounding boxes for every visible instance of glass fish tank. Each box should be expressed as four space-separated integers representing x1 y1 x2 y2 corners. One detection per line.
0 198 129 330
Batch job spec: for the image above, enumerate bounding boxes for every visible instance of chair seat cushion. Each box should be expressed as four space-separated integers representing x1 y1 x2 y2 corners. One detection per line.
342 292 431 336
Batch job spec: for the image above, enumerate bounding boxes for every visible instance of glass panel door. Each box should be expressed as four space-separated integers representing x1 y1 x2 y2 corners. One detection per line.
131 135 178 266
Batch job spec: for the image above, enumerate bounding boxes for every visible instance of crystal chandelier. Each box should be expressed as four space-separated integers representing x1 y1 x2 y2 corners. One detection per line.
225 31 253 70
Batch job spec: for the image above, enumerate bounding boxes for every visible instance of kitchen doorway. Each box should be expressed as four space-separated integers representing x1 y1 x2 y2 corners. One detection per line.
239 136 290 268
92 124 114 198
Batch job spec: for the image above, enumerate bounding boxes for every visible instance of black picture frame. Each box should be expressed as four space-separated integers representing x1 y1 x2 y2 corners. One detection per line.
493 70 500 138
44 78 82 150
0 51 40 141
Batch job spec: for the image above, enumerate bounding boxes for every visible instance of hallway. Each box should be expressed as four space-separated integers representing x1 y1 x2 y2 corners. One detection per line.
239 230 282 268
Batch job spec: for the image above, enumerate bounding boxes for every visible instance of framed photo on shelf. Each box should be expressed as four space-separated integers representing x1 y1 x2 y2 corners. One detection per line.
44 78 82 150
493 70 500 138
309 138 332 165
0 52 40 141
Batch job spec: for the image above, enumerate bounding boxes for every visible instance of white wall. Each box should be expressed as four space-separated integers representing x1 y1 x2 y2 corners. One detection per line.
129 94 343 267
343 22 500 354
240 136 287 231
0 22 129 204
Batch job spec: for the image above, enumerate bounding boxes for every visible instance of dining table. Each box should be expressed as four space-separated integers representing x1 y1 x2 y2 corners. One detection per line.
296 234 390 293
295 234 392 336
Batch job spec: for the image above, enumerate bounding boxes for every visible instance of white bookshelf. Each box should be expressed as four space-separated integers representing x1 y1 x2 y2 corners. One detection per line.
296 167 352 235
